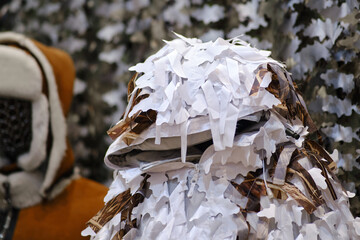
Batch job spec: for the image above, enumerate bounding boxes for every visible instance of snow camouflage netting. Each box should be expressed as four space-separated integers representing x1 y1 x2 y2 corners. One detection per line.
82 34 360 240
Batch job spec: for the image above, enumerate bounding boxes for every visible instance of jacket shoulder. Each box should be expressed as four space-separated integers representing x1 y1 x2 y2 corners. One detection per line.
13 178 107 240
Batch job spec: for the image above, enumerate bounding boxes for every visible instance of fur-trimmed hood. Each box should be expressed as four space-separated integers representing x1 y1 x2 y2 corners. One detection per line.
0 32 75 209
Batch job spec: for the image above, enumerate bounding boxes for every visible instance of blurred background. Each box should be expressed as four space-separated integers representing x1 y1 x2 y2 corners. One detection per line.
0 0 359 216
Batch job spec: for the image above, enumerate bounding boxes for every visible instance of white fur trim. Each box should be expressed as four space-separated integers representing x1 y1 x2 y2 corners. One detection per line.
18 94 49 171
0 171 43 209
0 32 67 196
0 45 42 100
0 171 77 209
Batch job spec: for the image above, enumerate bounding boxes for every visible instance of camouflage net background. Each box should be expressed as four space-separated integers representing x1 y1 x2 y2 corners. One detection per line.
0 0 358 216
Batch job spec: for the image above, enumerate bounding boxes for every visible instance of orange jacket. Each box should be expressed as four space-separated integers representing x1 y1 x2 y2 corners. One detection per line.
13 178 107 240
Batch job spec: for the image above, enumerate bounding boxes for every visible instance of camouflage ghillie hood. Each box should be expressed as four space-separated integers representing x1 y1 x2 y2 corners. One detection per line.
84 34 360 240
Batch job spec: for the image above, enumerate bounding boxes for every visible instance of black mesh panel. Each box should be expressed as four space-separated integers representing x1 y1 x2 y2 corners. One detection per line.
0 97 32 163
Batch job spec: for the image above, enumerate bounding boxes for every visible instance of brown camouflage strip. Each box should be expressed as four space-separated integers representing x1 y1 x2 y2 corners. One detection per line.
231 140 338 216
252 63 317 133
231 178 317 215
107 72 157 143
111 232 122 240
87 175 149 235
232 178 267 214
280 182 317 214
287 161 325 207
127 73 138 102
289 143 338 202
87 189 132 233
304 140 337 172
301 149 337 200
